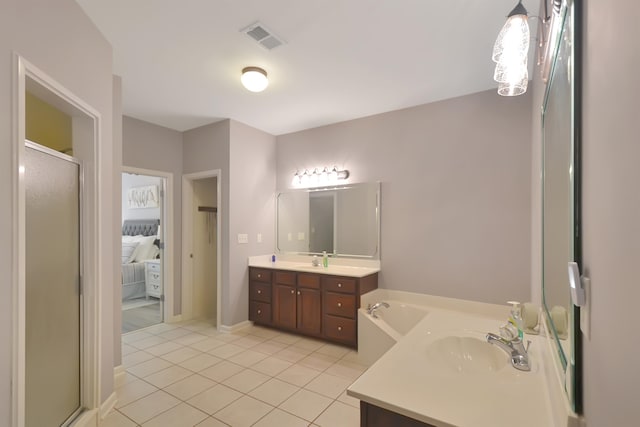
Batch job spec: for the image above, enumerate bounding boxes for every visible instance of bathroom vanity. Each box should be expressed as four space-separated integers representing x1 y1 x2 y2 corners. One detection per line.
248 261 378 347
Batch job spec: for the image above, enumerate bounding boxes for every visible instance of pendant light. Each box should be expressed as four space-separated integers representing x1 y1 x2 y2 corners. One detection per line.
493 1 530 96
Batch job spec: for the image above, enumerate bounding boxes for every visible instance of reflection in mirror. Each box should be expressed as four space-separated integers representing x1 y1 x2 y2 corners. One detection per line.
541 0 581 413
277 182 380 258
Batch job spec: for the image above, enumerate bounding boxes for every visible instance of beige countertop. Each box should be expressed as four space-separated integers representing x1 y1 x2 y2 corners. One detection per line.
348 308 553 427
248 256 380 278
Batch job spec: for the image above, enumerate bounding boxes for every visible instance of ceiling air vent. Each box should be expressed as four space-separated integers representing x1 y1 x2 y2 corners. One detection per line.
241 22 285 51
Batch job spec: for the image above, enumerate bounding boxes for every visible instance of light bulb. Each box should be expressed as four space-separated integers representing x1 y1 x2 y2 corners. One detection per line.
241 67 269 92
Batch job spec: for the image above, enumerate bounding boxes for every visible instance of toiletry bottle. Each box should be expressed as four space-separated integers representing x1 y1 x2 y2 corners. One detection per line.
322 251 328 268
271 254 276 263
507 301 524 340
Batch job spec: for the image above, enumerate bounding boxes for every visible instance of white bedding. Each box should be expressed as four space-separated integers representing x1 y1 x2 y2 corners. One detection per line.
121 234 159 301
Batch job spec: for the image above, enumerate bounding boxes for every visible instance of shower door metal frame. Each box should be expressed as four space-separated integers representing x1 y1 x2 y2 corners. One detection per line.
25 140 85 427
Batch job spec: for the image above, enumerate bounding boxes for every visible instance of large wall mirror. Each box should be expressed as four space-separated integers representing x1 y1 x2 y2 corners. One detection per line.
276 182 380 258
541 0 582 413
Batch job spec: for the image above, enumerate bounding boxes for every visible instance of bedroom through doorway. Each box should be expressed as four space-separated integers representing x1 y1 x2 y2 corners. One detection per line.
121 172 166 333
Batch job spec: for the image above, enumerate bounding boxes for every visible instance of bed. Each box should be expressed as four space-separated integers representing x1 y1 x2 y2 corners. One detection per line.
121 219 160 301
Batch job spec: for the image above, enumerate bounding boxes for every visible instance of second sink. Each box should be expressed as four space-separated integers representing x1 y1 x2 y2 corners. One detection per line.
425 335 508 374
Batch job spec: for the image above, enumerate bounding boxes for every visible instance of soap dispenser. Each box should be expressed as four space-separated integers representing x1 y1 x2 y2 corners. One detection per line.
507 301 524 340
322 250 328 268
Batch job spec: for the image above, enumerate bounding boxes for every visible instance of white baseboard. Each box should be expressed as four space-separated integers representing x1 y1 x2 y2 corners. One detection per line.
114 365 127 388
71 409 98 426
219 320 252 334
99 391 117 420
167 314 182 323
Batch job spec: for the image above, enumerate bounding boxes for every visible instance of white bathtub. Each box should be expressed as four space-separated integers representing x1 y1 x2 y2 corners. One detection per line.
358 300 429 366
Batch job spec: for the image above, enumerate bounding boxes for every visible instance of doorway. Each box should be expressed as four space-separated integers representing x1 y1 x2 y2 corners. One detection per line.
15 56 101 426
121 172 165 333
182 171 221 327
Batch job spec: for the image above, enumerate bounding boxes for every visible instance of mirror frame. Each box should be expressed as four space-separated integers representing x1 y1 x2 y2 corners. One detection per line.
275 182 381 259
541 0 582 413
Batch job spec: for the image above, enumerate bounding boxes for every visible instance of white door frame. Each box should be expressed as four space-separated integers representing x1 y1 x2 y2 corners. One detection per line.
121 166 176 323
12 56 102 425
182 170 222 328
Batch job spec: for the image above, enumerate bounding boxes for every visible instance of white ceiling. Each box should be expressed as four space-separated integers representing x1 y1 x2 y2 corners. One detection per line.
76 0 537 136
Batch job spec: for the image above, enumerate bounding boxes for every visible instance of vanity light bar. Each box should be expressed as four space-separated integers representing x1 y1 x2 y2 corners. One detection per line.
292 166 349 188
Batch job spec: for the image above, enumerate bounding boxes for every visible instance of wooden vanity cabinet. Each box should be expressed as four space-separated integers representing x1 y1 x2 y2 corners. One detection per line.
248 268 273 325
273 271 297 329
296 273 322 335
360 402 436 427
248 266 377 347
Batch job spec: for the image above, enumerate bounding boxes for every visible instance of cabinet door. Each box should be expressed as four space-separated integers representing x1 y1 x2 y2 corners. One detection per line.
297 287 322 335
273 283 297 329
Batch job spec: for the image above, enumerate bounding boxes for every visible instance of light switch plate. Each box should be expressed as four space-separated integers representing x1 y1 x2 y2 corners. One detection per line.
287 232 292 241
237 233 248 244
257 233 262 243
297 232 305 240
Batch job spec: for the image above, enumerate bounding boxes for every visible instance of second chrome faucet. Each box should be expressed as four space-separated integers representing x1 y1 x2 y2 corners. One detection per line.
367 301 390 318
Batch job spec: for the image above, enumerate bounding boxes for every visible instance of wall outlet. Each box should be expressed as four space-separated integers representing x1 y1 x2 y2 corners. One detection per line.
257 233 262 243
287 232 292 241
297 232 305 240
237 233 248 244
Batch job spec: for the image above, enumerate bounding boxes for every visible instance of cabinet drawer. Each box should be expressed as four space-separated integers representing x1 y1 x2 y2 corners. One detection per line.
147 262 161 272
298 273 320 289
250 268 272 283
324 292 356 318
323 277 356 294
249 301 272 324
323 315 356 344
147 271 161 285
250 282 271 303
275 271 296 286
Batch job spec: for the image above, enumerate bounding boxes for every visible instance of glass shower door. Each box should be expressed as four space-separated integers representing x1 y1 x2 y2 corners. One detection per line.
25 144 82 427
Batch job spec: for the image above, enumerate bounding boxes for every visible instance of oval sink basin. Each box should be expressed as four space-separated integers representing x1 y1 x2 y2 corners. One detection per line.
425 336 507 374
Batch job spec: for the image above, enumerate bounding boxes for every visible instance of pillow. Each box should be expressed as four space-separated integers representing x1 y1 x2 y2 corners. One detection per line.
121 241 139 264
131 235 157 262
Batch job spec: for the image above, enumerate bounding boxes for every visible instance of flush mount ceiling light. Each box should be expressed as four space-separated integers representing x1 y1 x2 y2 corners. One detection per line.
241 66 269 92
493 1 530 96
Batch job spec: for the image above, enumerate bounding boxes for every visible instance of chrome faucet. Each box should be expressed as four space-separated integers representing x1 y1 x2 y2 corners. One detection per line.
486 332 531 371
367 301 390 318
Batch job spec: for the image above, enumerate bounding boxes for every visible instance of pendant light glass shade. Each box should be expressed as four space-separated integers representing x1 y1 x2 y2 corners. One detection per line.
493 1 530 96
241 67 269 92
498 76 528 96
492 13 530 64
494 59 528 84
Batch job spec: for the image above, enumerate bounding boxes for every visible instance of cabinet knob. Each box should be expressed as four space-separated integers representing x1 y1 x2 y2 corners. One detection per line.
297 291 301 295
337 326 343 331
337 302 342 307
291 289 295 294
257 309 261 315
257 289 261 294
258 274 262 278
337 283 342 288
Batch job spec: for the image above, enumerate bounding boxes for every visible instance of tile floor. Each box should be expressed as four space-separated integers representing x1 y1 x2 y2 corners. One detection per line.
104 320 370 427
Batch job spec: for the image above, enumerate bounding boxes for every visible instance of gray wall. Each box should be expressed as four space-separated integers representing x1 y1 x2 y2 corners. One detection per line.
183 120 231 322
183 120 276 326
123 116 183 314
580 1 640 424
277 89 532 304
228 120 277 325
0 0 116 420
